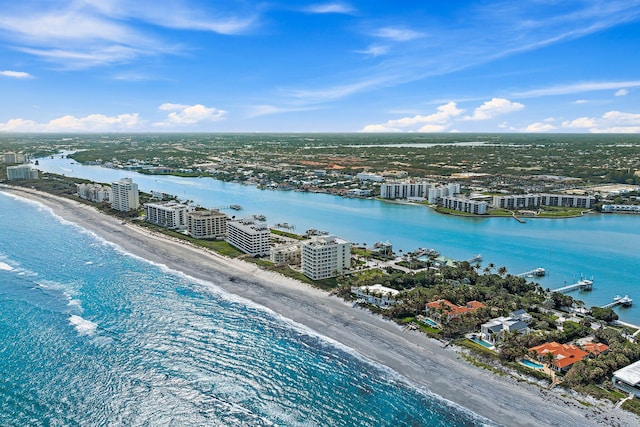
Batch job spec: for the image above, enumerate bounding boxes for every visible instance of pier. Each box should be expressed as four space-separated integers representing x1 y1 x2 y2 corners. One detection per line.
550 278 593 293
516 267 546 278
601 295 633 309
467 254 482 263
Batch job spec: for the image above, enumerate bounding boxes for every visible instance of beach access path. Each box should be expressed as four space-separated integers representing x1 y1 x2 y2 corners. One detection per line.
3 185 638 427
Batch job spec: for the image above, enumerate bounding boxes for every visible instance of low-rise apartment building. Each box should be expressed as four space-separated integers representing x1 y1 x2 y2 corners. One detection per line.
492 194 596 209
442 196 487 214
76 183 110 203
270 243 301 265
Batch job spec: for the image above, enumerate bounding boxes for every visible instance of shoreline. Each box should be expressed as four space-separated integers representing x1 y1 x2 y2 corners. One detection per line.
2 184 638 427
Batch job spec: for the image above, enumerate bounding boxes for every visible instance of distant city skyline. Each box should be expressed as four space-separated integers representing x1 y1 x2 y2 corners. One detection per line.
1 1 639 133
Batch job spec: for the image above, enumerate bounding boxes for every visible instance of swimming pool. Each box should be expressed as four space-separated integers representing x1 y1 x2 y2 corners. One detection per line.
471 337 494 348
520 359 544 369
421 318 439 328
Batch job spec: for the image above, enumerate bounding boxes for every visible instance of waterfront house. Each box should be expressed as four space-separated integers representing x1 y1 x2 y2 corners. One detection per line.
528 342 590 372
351 284 399 308
480 316 529 345
425 299 485 323
613 360 640 398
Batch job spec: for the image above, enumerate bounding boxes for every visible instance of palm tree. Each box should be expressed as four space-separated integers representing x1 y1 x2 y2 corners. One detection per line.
498 266 508 277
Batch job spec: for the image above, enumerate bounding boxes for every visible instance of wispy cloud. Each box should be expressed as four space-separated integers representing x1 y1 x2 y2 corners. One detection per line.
0 70 32 78
373 27 425 41
515 81 640 97
304 3 355 15
289 76 394 103
80 0 257 35
289 1 640 105
615 88 629 96
355 45 389 57
0 1 257 68
245 104 320 118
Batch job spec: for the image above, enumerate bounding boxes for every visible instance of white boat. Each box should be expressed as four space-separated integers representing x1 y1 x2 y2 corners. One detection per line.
619 295 633 306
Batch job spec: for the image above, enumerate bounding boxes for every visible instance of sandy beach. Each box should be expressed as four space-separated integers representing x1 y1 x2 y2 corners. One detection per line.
3 185 638 427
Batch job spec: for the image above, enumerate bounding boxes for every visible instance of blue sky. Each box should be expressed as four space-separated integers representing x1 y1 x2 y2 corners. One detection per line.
1 0 640 133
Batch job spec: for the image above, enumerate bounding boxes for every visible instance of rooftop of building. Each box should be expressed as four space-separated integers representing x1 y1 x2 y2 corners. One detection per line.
614 359 640 386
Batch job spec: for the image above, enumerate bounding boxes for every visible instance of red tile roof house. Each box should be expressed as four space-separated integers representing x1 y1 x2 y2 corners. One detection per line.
425 299 486 323
528 341 609 372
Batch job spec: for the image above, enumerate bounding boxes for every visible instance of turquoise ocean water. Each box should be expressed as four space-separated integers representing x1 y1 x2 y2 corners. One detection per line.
37 155 640 324
0 192 489 425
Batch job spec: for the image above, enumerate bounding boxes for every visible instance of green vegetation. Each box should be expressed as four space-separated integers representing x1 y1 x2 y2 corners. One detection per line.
591 306 619 322
270 229 306 240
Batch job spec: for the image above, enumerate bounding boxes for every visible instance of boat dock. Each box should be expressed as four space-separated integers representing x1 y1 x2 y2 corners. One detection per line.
601 295 633 309
516 267 546 278
467 254 482 263
550 278 593 293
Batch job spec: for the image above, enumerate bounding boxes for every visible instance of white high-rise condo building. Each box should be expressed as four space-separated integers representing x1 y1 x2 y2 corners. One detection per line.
301 235 351 280
144 201 194 230
226 216 271 256
111 178 139 212
187 210 228 239
6 164 38 180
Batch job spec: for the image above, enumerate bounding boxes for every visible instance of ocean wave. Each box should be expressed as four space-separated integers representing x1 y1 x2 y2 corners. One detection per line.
69 314 97 335
0 261 14 271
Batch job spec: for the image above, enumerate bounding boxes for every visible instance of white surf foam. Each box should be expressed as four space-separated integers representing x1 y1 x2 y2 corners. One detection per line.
69 314 97 335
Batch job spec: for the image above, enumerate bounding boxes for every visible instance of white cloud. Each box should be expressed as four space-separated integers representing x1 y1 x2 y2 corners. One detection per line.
374 27 425 41
465 98 524 120
418 124 448 132
559 110 640 133
524 122 557 132
0 113 142 132
573 99 588 104
360 124 401 132
305 3 355 14
590 126 640 133
602 110 640 124
360 102 463 132
0 70 32 78
562 117 596 129
155 103 226 126
615 88 629 96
